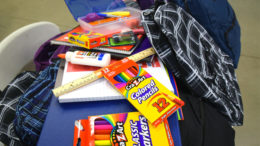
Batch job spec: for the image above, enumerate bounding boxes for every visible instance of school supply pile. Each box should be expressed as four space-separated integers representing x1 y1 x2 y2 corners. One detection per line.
41 0 242 146
0 0 243 146
57 55 175 103
53 46 185 146
53 48 156 97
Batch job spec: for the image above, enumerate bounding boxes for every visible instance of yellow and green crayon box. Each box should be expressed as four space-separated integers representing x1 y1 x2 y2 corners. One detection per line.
102 58 184 126
73 112 174 146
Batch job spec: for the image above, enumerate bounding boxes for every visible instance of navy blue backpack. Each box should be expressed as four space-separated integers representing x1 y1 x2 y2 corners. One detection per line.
138 0 241 68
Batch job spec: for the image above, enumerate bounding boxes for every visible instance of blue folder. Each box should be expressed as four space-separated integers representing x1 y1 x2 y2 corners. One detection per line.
64 0 126 21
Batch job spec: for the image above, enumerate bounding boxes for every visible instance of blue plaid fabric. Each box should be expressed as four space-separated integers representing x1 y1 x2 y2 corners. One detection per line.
14 60 60 146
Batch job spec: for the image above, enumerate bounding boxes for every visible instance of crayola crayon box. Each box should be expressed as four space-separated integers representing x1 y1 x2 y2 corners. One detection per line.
102 58 184 126
73 112 174 146
68 31 108 49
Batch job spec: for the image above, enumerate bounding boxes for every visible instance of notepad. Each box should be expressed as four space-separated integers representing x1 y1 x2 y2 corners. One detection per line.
58 57 175 103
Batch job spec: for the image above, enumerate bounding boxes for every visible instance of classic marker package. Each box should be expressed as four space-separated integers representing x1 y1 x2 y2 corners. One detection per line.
73 112 174 146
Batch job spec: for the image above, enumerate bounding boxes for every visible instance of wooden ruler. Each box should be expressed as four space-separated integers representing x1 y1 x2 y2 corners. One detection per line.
52 47 156 97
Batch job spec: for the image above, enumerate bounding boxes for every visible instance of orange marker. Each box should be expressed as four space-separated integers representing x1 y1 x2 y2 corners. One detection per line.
94 135 110 140
94 129 112 135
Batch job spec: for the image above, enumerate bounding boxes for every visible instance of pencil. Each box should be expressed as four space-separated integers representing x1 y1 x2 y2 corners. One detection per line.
118 73 129 82
120 72 131 81
125 68 136 77
115 74 127 83
128 66 138 76
52 47 156 97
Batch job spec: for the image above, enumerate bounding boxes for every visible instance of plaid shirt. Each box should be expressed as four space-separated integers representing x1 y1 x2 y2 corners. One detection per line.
141 3 243 126
14 60 60 146
0 72 38 146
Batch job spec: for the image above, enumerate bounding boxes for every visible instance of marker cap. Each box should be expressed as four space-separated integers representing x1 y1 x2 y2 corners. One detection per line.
58 53 66 59
58 52 73 62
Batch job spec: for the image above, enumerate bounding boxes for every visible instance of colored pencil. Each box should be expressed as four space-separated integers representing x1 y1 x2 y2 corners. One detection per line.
114 75 126 83
120 72 131 81
114 67 139 83
118 73 129 82
125 68 136 77
128 66 138 76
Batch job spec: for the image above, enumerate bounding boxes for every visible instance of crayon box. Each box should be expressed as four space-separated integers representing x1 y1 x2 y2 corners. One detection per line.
102 58 184 126
73 112 174 146
68 31 108 49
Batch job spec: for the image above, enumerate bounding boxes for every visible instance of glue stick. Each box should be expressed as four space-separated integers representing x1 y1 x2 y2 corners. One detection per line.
58 51 111 67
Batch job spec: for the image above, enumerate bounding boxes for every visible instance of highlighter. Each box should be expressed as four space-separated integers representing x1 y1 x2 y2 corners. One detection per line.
96 13 122 18
58 51 111 67
102 11 130 17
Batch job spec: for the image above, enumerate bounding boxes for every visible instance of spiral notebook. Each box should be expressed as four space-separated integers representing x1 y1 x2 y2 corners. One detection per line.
58 57 175 103
50 25 142 55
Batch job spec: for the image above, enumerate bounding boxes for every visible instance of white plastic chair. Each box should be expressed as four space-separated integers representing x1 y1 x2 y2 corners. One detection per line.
0 21 60 90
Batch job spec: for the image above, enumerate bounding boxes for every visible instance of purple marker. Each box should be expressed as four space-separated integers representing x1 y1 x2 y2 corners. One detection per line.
95 120 110 125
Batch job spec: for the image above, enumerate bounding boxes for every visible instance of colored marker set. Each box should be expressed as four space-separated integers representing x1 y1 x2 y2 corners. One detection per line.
73 112 174 146
102 58 184 126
